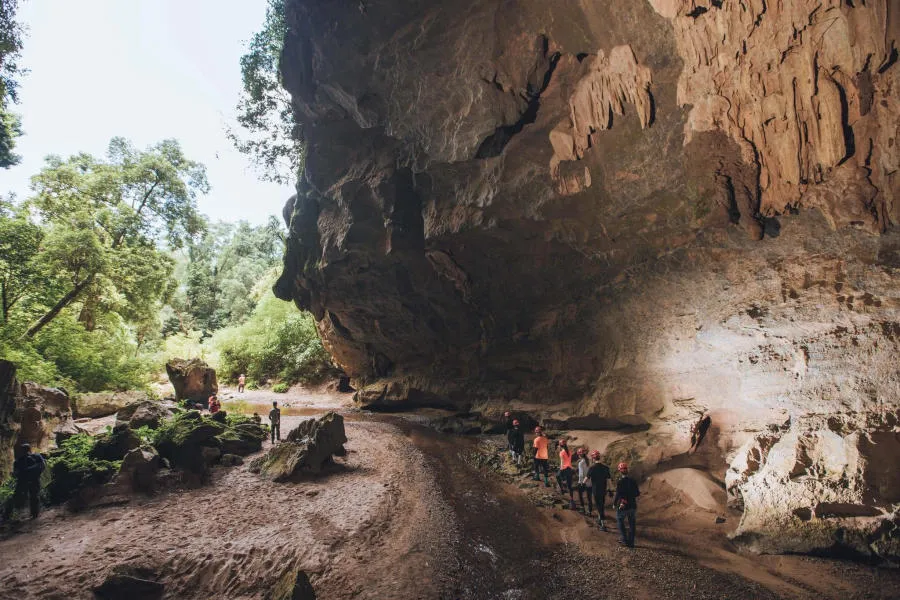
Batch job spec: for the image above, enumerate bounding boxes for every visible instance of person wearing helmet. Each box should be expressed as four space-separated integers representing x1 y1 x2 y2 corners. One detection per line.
575 447 592 514
587 450 612 530
2 443 46 522
507 419 525 465
613 462 640 547
555 439 576 510
532 426 550 486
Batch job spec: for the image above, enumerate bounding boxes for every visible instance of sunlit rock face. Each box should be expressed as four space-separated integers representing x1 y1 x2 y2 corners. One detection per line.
276 0 900 557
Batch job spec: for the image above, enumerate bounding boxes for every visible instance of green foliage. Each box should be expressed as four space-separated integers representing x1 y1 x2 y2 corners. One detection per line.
132 425 156 446
211 289 332 385
45 434 121 505
272 382 289 393
0 475 14 506
225 412 256 427
228 0 303 184
247 381 260 390
0 0 25 168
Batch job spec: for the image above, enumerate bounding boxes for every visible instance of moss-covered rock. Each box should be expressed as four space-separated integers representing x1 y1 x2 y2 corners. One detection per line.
250 412 346 481
45 434 120 505
215 422 266 456
90 424 141 461
153 411 224 476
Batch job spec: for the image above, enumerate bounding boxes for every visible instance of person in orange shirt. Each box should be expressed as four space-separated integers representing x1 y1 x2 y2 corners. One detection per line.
531 426 550 487
556 439 577 510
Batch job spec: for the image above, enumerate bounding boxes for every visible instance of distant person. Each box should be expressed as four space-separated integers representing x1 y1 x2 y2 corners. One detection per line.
614 462 640 547
556 439 576 510
208 395 221 414
507 419 525 465
251 412 262 424
503 411 513 432
2 444 46 522
690 412 712 453
588 450 612 530
269 401 281 443
575 447 592 514
238 374 246 393
531 426 550 487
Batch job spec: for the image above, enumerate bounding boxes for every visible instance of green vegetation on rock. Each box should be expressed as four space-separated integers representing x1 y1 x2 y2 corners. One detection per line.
45 434 121 505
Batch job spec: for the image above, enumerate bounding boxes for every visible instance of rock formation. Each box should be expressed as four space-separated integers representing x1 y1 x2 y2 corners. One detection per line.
165 358 218 405
115 400 176 430
0 360 21 480
74 390 150 419
250 412 347 481
274 0 899 559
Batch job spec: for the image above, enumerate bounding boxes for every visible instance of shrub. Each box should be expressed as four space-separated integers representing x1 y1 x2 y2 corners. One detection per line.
272 383 289 393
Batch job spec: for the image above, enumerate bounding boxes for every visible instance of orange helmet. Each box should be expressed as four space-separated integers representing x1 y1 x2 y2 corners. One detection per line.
617 462 628 473
590 450 601 459
512 419 520 426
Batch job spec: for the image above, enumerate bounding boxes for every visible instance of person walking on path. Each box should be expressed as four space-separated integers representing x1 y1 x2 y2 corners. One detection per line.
237 374 246 393
269 401 281 444
690 412 712 453
588 450 612 530
556 439 576 510
507 419 525 465
575 447 592 514
614 462 640 547
2 444 46 522
532 426 550 487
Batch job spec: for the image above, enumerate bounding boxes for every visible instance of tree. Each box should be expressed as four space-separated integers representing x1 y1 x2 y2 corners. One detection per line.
0 197 44 322
0 0 25 167
228 0 304 184
21 137 208 339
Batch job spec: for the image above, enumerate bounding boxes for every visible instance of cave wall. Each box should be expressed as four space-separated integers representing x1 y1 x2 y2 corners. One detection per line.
275 0 900 557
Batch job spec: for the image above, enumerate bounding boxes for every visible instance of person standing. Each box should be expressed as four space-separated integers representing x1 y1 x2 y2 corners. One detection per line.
556 439 576 510
208 395 221 414
531 426 550 487
507 419 525 465
690 412 712 453
575 447 592 515
614 462 640 547
588 450 612 530
238 374 246 393
269 401 281 444
2 444 45 522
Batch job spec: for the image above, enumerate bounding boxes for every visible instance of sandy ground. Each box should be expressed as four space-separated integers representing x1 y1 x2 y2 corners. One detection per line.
0 387 898 599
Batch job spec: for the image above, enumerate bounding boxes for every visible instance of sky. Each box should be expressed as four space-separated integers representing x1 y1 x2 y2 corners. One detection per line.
0 0 295 224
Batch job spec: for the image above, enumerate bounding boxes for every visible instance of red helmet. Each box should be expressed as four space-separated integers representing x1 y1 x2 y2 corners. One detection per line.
558 438 568 446
590 450 601 459
504 411 511 417
534 426 543 434
617 462 628 473
512 419 520 426
576 447 586 455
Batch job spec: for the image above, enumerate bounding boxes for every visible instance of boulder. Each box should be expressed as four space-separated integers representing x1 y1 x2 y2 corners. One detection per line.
216 422 267 456
116 446 162 494
250 412 346 481
90 424 141 462
18 382 74 453
115 401 175 430
153 410 224 476
220 453 244 467
94 566 165 600
165 358 217 405
210 410 227 423
73 390 149 419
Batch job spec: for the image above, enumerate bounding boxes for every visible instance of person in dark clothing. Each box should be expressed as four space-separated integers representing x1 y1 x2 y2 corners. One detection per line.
2 444 45 521
507 419 525 465
588 450 612 530
269 401 281 443
690 412 712 453
614 462 640 547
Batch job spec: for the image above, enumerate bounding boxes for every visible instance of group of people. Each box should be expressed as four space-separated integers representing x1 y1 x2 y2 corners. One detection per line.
505 414 640 548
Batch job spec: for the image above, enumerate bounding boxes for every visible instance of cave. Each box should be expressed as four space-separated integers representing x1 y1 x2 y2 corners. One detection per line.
274 0 900 562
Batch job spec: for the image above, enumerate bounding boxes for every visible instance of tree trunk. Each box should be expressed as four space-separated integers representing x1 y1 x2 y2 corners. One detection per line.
22 275 94 339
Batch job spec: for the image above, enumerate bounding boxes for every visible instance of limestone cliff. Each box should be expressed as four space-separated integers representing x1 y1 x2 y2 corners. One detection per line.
275 0 900 558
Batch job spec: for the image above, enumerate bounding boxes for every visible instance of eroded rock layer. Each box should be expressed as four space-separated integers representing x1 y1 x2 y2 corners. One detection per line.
275 0 900 557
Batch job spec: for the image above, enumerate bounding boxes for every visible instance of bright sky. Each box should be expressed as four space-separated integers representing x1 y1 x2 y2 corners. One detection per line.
0 0 295 224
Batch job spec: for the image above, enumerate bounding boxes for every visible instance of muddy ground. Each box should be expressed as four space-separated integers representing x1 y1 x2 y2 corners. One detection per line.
0 387 898 599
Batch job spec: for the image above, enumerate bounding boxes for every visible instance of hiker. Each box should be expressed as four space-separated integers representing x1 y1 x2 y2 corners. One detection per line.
503 411 513 431
208 395 221 414
507 419 525 465
588 450 612 530
556 439 576 510
614 462 640 547
269 401 281 443
2 444 46 522
251 412 262 424
690 412 712 453
531 426 550 487
238 374 246 393
575 447 592 514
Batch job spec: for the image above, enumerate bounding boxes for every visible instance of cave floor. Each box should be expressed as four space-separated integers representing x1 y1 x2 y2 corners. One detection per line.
0 387 897 599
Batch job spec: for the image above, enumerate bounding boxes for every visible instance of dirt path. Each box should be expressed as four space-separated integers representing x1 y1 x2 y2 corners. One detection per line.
1 388 898 599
